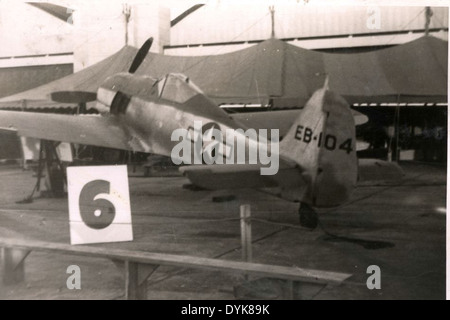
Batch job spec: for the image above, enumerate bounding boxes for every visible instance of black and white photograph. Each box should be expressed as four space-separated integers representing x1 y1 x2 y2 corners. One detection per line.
0 0 447 303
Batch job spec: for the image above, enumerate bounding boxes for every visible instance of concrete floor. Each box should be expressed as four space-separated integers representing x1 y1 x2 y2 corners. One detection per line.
0 161 446 300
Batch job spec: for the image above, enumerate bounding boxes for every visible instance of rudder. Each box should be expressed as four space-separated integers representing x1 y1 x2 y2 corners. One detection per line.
280 86 357 207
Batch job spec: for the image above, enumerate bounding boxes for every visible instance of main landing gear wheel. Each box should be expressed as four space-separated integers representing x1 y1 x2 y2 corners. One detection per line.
299 203 318 230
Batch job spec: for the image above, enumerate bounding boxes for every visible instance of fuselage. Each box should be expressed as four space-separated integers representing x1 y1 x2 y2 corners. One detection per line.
96 73 282 171
94 72 359 208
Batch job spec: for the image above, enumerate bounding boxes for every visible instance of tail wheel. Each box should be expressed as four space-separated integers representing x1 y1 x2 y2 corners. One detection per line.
299 203 318 230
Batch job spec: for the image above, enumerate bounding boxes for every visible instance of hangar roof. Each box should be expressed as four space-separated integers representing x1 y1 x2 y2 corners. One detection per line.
169 5 448 47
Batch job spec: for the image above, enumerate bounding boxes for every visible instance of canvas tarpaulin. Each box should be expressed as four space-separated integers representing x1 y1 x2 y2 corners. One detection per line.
137 36 448 106
0 46 138 110
0 35 447 109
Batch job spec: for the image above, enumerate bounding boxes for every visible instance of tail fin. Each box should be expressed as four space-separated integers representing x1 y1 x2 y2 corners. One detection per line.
280 85 357 207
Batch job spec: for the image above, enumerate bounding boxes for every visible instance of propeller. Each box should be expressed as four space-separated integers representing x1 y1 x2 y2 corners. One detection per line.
128 37 153 74
50 37 154 104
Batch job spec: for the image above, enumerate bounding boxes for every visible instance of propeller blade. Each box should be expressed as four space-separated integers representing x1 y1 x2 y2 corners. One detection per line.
128 37 153 74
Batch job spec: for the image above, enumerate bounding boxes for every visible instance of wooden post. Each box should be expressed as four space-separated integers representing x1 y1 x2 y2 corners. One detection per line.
125 262 144 300
425 7 432 36
286 280 294 300
35 140 45 193
240 204 252 263
2 247 30 285
269 6 275 38
123 4 131 46
123 261 157 300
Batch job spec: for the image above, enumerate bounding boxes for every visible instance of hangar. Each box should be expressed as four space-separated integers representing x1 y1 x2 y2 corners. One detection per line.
0 2 447 163
0 2 447 301
0 34 447 163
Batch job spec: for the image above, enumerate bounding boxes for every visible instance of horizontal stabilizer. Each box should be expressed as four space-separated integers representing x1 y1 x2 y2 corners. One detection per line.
231 109 368 139
358 159 404 182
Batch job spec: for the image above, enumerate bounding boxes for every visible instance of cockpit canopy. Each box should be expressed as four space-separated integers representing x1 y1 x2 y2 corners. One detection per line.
97 73 202 106
97 71 229 120
156 73 203 104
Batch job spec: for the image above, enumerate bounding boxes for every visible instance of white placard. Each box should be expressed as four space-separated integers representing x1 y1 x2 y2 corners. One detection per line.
67 165 133 245
56 142 73 162
20 137 40 161
20 139 73 162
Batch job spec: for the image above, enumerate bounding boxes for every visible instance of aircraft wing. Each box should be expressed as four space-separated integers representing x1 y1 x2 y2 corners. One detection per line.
180 159 404 191
0 110 146 152
180 163 307 190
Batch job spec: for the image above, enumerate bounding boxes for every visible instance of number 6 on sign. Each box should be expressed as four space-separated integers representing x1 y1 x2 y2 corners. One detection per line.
79 180 116 229
67 165 133 245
